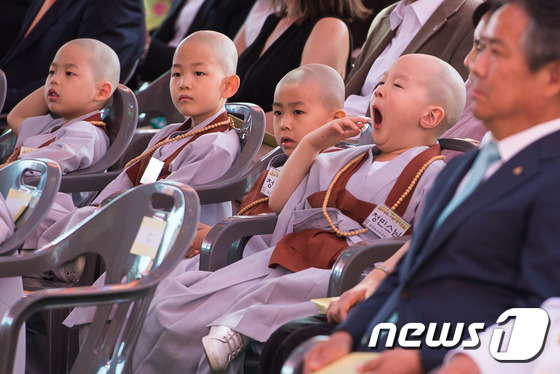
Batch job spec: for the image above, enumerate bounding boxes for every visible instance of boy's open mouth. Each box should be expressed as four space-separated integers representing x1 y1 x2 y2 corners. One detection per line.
372 106 383 128
47 88 59 99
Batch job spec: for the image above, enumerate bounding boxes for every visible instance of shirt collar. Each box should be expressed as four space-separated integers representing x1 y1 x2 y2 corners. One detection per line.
484 118 560 163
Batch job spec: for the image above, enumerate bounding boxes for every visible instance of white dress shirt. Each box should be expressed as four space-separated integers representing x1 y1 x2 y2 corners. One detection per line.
344 0 445 116
168 0 206 47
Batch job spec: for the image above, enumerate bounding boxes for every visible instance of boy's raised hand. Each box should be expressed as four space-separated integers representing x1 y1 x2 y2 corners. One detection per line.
304 116 369 151
7 86 50 135
269 116 370 214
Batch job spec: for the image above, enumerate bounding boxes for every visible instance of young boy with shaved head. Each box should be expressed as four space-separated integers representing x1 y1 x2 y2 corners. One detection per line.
6 38 119 173
186 62 348 259
123 53 464 374
95 30 241 226
24 31 241 273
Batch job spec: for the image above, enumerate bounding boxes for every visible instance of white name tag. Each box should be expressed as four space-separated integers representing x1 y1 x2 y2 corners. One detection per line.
260 167 280 197
139 157 165 184
363 203 410 239
129 216 167 259
5 188 33 221
20 146 36 155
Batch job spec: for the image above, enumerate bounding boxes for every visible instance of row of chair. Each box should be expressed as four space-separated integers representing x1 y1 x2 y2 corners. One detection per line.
0 67 480 373
0 158 201 373
197 137 479 372
0 73 268 208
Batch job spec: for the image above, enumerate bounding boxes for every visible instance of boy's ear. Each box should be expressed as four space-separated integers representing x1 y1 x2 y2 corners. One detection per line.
221 75 241 99
94 81 114 102
332 109 346 119
420 106 445 130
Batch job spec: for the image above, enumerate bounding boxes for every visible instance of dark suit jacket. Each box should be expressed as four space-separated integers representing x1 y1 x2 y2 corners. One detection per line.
345 0 479 97
0 0 145 113
0 0 31 58
139 0 256 82
337 129 560 370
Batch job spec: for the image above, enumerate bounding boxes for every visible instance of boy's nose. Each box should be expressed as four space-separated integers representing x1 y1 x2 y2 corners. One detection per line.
279 117 291 130
49 74 59 84
179 78 190 89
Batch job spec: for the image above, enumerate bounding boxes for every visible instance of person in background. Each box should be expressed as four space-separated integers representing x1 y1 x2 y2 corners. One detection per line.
230 0 370 133
0 0 145 114
0 0 31 58
5 39 118 175
344 0 479 117
304 1 560 372
136 0 256 85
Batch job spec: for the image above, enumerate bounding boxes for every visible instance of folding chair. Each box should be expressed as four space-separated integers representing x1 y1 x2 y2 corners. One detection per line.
0 180 200 374
0 69 6 114
194 102 266 204
59 102 266 206
0 129 16 164
70 84 138 175
199 137 479 272
281 336 331 374
0 158 61 256
0 85 138 175
136 70 184 128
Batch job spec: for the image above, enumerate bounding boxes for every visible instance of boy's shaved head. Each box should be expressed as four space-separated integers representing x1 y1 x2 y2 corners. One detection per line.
277 63 345 111
178 31 237 76
399 54 466 133
64 38 120 94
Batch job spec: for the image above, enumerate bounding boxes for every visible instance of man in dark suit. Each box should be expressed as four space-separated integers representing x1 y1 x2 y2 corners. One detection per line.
0 0 145 114
305 0 560 373
137 0 256 83
0 0 31 58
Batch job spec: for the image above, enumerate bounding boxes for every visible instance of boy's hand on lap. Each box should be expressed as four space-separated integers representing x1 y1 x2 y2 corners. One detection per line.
185 223 211 258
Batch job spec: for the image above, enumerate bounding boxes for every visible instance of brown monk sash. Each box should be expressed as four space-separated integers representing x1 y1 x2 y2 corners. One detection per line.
125 112 232 186
269 144 442 272
6 113 106 163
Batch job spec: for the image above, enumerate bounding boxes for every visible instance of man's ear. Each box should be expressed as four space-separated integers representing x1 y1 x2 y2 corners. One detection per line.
542 61 560 99
332 109 346 119
221 74 241 99
94 81 114 102
420 106 445 130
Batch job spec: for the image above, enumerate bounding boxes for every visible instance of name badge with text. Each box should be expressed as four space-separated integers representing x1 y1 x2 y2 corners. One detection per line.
130 216 167 259
5 188 33 221
140 157 165 184
363 203 410 239
260 167 280 197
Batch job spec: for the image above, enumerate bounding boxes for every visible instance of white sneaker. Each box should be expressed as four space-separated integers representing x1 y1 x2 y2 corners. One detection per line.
202 325 247 372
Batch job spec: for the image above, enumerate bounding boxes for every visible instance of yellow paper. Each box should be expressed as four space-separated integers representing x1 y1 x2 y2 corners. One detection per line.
130 216 167 259
313 352 380 374
310 297 339 314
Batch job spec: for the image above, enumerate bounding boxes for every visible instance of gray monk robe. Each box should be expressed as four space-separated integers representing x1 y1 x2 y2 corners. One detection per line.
67 144 445 374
